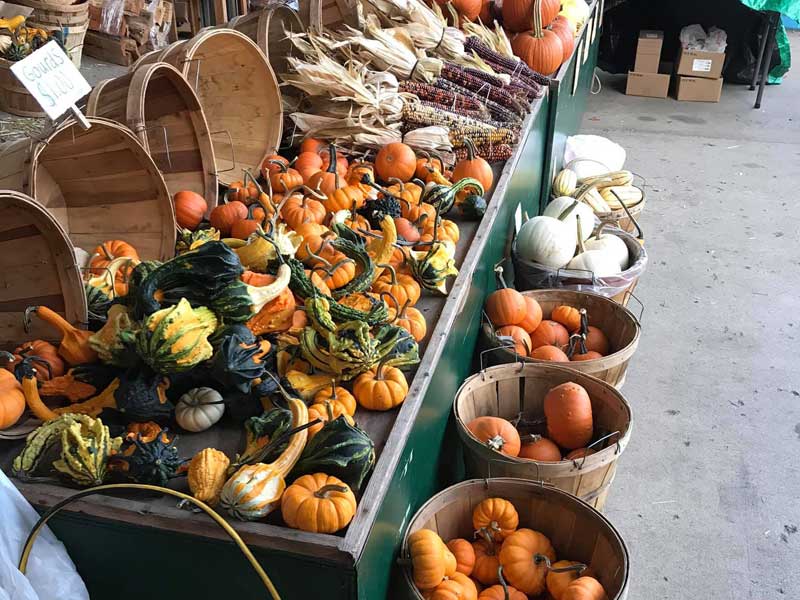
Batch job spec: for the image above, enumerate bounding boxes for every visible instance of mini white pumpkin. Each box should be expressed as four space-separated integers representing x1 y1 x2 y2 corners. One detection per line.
543 196 595 241
566 216 622 277
516 201 583 269
176 387 224 432
582 226 630 271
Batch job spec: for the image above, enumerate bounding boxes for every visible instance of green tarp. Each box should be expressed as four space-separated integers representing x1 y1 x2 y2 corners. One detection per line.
740 0 800 79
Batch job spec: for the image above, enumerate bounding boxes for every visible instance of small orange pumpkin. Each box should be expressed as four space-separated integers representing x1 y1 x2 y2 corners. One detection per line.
562 576 608 600
496 325 531 356
353 360 408 411
173 190 208 230
452 139 493 192
447 539 476 576
529 320 570 350
375 142 416 182
209 199 248 236
498 528 556 596
518 435 562 461
551 305 582 333
530 345 569 362
485 287 526 327
466 417 521 457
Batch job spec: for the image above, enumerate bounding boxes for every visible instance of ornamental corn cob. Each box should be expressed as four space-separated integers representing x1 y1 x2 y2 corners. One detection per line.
418 99 490 122
441 63 528 117
454 143 513 162
433 79 523 125
449 127 517 148
464 36 551 87
398 80 486 113
402 100 497 131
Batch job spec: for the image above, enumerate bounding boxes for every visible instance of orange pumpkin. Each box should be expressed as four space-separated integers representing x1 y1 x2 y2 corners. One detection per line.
353 360 408 411
518 436 562 461
320 146 349 176
473 498 519 541
173 190 208 230
510 0 563 75
478 0 494 23
565 448 596 461
466 417 521 457
295 151 324 179
546 561 585 599
325 184 367 213
90 240 139 276
498 528 555 596
529 320 569 350
571 350 603 362
246 286 296 335
308 146 346 196
375 142 416 182
503 0 559 32
496 325 531 356
530 345 569 362
269 163 304 194
300 138 326 154
452 0 481 20
515 296 543 333
307 401 354 439
313 381 357 417
550 15 576 61
0 367 25 429
209 200 248 236
562 576 608 600
472 538 502 586
230 204 268 240
415 152 443 180
447 539 476 576
4 340 65 382
281 195 326 229
388 298 427 342
544 382 593 450
551 305 582 333
261 154 290 179
485 287 526 327
478 582 527 600
394 217 421 243
371 265 421 307
429 578 463 600
452 139 493 192
451 572 478 600
583 326 609 355
227 179 261 205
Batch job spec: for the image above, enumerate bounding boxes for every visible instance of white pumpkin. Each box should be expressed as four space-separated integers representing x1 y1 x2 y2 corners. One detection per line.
176 387 225 432
516 214 577 269
543 196 595 241
583 228 630 271
567 249 621 277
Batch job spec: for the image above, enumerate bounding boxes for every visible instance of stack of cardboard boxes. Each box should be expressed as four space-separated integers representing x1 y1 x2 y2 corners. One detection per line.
626 30 725 102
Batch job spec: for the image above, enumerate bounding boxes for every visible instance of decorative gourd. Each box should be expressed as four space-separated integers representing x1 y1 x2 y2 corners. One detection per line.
529 320 569 350
210 199 248 236
467 417 521 457
453 139 493 192
552 168 578 197
472 538 502 585
584 325 610 355
550 15 575 60
567 217 621 277
496 325 531 355
3 340 65 382
423 178 483 216
447 538 476 576
88 304 137 367
551 305 582 332
407 241 459 295
371 264 421 307
458 193 487 220
54 415 123 487
112 430 186 486
174 191 208 230
247 284 296 336
546 560 585 599
562 577 608 600
135 299 218 373
12 414 90 478
176 387 225 432
544 382 593 449
515 296 543 333
408 529 449 590
485 286 526 327
290 415 375 492
543 196 595 242
515 203 578 269
503 0 559 31
353 359 408 411
473 498 519 541
281 473 357 533
24 306 97 366
518 435 562 461
0 367 25 430
313 381 357 416
176 227 220 255
582 226 629 271
510 0 563 74
530 345 569 362
375 142 416 182
220 397 308 520
498 528 556 595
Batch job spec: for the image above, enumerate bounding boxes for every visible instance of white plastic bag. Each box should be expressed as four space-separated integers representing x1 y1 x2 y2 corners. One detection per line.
0 472 89 600
705 26 728 53
563 135 626 179
679 24 707 50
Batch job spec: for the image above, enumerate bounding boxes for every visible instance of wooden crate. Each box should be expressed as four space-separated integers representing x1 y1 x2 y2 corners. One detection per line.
84 30 139 65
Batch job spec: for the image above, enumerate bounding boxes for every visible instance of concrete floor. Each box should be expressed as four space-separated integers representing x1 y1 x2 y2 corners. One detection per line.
581 32 800 600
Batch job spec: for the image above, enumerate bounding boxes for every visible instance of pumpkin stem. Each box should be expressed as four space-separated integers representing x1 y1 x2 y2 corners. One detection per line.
378 290 401 319
374 356 389 380
313 483 350 499
534 553 587 574
493 264 509 289
579 308 589 336
328 379 338 400
557 200 579 221
532 0 543 38
497 565 511 600
575 214 586 254
24 306 74 337
386 177 405 192
463 138 477 162
485 434 507 452
303 184 328 201
565 333 588 358
376 263 398 285
476 527 498 553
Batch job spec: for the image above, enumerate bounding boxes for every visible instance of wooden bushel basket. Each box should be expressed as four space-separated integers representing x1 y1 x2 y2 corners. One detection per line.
454 363 632 510
0 117 175 260
0 59 46 117
227 6 303 84
131 29 282 187
297 0 359 31
512 227 647 307
399 478 629 599
17 0 90 67
481 289 641 388
87 62 218 211
0 190 87 349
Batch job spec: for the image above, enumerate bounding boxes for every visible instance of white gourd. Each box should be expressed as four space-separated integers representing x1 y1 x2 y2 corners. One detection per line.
543 196 595 241
566 216 621 277
176 387 225 432
516 205 579 269
582 226 630 271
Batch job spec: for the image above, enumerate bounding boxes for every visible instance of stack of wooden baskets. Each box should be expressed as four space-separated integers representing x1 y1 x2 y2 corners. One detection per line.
18 0 90 67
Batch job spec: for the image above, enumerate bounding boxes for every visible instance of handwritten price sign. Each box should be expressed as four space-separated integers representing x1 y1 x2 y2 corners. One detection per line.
11 41 91 123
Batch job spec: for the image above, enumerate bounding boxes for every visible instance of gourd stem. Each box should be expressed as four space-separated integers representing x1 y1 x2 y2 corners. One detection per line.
497 565 511 600
534 553 587 574
378 291 401 319
24 306 74 337
494 264 509 289
476 527 497 553
313 483 350 499
557 200 579 221
376 263 398 285
575 214 586 254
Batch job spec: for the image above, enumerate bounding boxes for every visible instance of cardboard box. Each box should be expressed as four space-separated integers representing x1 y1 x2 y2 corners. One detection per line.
675 75 723 102
626 71 670 98
634 30 664 73
676 48 725 79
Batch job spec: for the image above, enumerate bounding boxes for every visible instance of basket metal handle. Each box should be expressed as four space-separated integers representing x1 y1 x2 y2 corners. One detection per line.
572 430 621 470
209 129 237 175
622 290 644 324
478 344 524 378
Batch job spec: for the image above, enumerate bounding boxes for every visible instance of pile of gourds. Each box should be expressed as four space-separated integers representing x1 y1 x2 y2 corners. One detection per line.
0 17 63 62
1 138 488 533
466 380 598 461
408 498 608 599
486 288 611 362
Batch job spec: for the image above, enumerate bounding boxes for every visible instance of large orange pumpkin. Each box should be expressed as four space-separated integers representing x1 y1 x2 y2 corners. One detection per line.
375 142 416 182
544 382 593 450
511 0 563 75
485 288 526 327
173 190 208 230
503 0 559 32
452 0 481 21
516 296 543 333
550 15 576 61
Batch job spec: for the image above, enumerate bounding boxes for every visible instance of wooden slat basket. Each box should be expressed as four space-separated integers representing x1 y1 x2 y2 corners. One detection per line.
453 363 632 510
0 59 45 117
131 29 282 187
512 226 647 306
297 0 359 31
399 478 629 599
86 61 218 211
227 5 303 84
17 0 90 67
0 117 175 260
481 289 641 388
